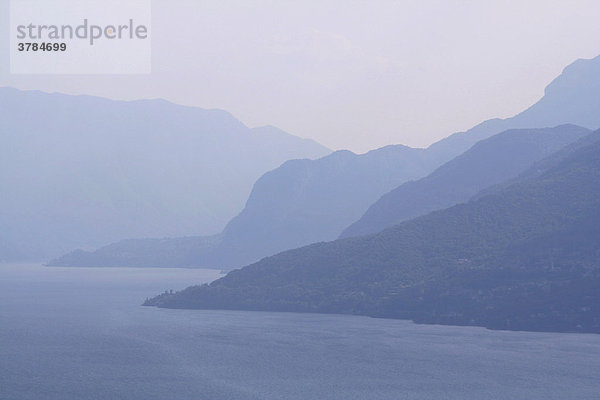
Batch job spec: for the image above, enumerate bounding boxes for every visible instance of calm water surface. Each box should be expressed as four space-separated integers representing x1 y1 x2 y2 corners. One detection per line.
1 263 599 400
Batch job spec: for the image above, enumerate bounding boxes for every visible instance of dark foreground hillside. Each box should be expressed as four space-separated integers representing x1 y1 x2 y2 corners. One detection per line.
145 131 600 333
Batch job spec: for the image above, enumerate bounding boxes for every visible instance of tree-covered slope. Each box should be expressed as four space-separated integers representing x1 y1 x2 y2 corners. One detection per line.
145 131 600 333
341 124 590 238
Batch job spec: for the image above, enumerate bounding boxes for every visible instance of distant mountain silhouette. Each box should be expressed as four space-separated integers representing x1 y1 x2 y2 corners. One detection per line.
341 124 591 238
48 235 222 268
145 131 600 333
0 88 330 261
425 55 600 162
50 55 600 269
212 145 432 267
50 145 432 268
205 56 600 267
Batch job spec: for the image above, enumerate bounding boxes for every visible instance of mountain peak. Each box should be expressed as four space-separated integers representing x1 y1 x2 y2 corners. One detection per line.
544 55 600 96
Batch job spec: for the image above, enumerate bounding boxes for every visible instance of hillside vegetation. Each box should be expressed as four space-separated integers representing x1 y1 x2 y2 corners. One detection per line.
145 132 600 333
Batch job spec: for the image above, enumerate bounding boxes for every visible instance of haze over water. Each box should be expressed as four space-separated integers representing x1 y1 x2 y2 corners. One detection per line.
0 264 598 399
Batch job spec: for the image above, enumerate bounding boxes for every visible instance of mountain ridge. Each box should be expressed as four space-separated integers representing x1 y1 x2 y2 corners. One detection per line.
0 87 330 261
144 130 600 333
50 54 600 269
340 124 591 238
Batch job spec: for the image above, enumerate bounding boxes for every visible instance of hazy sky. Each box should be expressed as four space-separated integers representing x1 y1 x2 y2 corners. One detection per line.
2 0 600 152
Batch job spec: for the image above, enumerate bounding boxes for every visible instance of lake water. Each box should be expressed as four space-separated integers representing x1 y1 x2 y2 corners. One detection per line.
1 263 599 400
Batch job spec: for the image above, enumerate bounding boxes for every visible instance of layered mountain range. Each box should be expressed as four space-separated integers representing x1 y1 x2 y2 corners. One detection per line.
145 130 600 333
52 55 600 270
340 124 591 238
0 88 329 261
